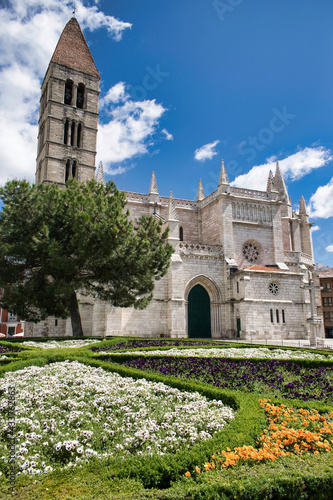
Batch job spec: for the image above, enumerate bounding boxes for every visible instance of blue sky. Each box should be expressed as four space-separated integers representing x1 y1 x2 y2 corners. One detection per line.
0 0 332 265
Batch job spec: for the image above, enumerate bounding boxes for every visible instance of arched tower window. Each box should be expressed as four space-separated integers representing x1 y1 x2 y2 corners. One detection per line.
72 161 77 179
70 122 76 146
64 119 69 144
64 79 73 105
179 226 183 241
77 123 82 148
76 83 85 108
65 160 70 182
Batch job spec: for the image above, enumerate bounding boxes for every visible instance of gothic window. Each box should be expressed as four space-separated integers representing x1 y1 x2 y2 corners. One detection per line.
270 309 274 323
64 79 73 105
276 309 280 323
237 281 239 293
70 121 75 146
72 161 77 179
179 226 183 241
65 159 70 182
64 119 69 144
77 123 82 148
269 282 280 295
76 83 85 108
242 241 261 264
282 309 286 323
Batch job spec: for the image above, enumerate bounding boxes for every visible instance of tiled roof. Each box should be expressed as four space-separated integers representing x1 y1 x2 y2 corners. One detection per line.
246 265 289 273
51 18 100 78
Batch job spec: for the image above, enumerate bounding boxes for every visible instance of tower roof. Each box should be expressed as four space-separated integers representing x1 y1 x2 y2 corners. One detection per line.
50 18 100 78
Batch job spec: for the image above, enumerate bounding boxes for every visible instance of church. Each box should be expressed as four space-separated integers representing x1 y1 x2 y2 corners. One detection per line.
28 17 324 341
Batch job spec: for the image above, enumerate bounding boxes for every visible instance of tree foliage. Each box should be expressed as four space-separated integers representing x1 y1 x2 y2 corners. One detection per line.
0 179 173 336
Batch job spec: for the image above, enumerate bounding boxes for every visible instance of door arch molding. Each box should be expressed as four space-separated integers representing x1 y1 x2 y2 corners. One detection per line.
184 275 222 338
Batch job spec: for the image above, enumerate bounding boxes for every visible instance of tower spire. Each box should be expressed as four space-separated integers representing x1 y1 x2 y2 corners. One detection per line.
196 179 205 201
96 161 106 186
299 195 307 216
149 171 158 195
274 161 289 201
218 159 229 186
266 170 277 192
167 191 178 221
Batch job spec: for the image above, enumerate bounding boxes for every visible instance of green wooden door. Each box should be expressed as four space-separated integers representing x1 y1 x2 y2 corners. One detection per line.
188 284 211 338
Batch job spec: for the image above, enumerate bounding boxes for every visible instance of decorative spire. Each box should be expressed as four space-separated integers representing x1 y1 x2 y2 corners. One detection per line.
299 195 307 216
218 159 229 186
149 171 158 195
96 161 106 186
274 161 289 200
167 191 178 221
50 17 100 78
266 170 277 192
196 179 205 201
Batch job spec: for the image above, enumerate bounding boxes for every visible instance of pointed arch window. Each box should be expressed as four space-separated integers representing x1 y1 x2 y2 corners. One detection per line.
76 83 85 109
179 226 183 241
64 79 73 105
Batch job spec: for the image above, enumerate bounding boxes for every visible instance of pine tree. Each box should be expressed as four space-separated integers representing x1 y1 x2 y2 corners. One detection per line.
0 179 173 336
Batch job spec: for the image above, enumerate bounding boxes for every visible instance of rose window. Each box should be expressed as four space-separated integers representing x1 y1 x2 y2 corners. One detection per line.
242 242 260 263
268 282 279 295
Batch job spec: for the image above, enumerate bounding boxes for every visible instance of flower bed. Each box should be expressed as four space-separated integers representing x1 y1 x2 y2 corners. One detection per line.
0 361 234 476
0 344 21 354
90 339 213 352
99 346 333 361
20 339 101 350
188 400 333 476
112 356 333 403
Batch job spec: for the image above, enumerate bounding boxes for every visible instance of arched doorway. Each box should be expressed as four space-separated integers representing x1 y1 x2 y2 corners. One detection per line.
188 284 211 338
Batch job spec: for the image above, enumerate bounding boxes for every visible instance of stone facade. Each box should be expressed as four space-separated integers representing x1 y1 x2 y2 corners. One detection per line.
29 17 324 341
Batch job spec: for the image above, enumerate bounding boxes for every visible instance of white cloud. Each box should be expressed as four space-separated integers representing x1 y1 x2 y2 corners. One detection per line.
0 0 131 185
308 177 333 219
162 129 173 141
97 97 167 171
311 225 320 232
194 140 220 162
231 147 332 190
326 245 333 253
99 82 128 107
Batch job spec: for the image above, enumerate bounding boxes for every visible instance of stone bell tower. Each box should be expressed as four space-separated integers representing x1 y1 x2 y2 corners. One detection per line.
35 17 100 186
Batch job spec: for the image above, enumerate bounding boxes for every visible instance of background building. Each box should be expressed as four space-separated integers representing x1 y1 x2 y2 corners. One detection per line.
317 267 333 338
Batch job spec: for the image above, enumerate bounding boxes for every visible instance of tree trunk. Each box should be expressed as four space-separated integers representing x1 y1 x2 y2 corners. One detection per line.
69 291 84 337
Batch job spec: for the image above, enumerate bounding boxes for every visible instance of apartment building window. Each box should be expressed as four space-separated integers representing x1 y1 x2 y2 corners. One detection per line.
323 282 332 292
325 312 333 321
323 297 332 306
